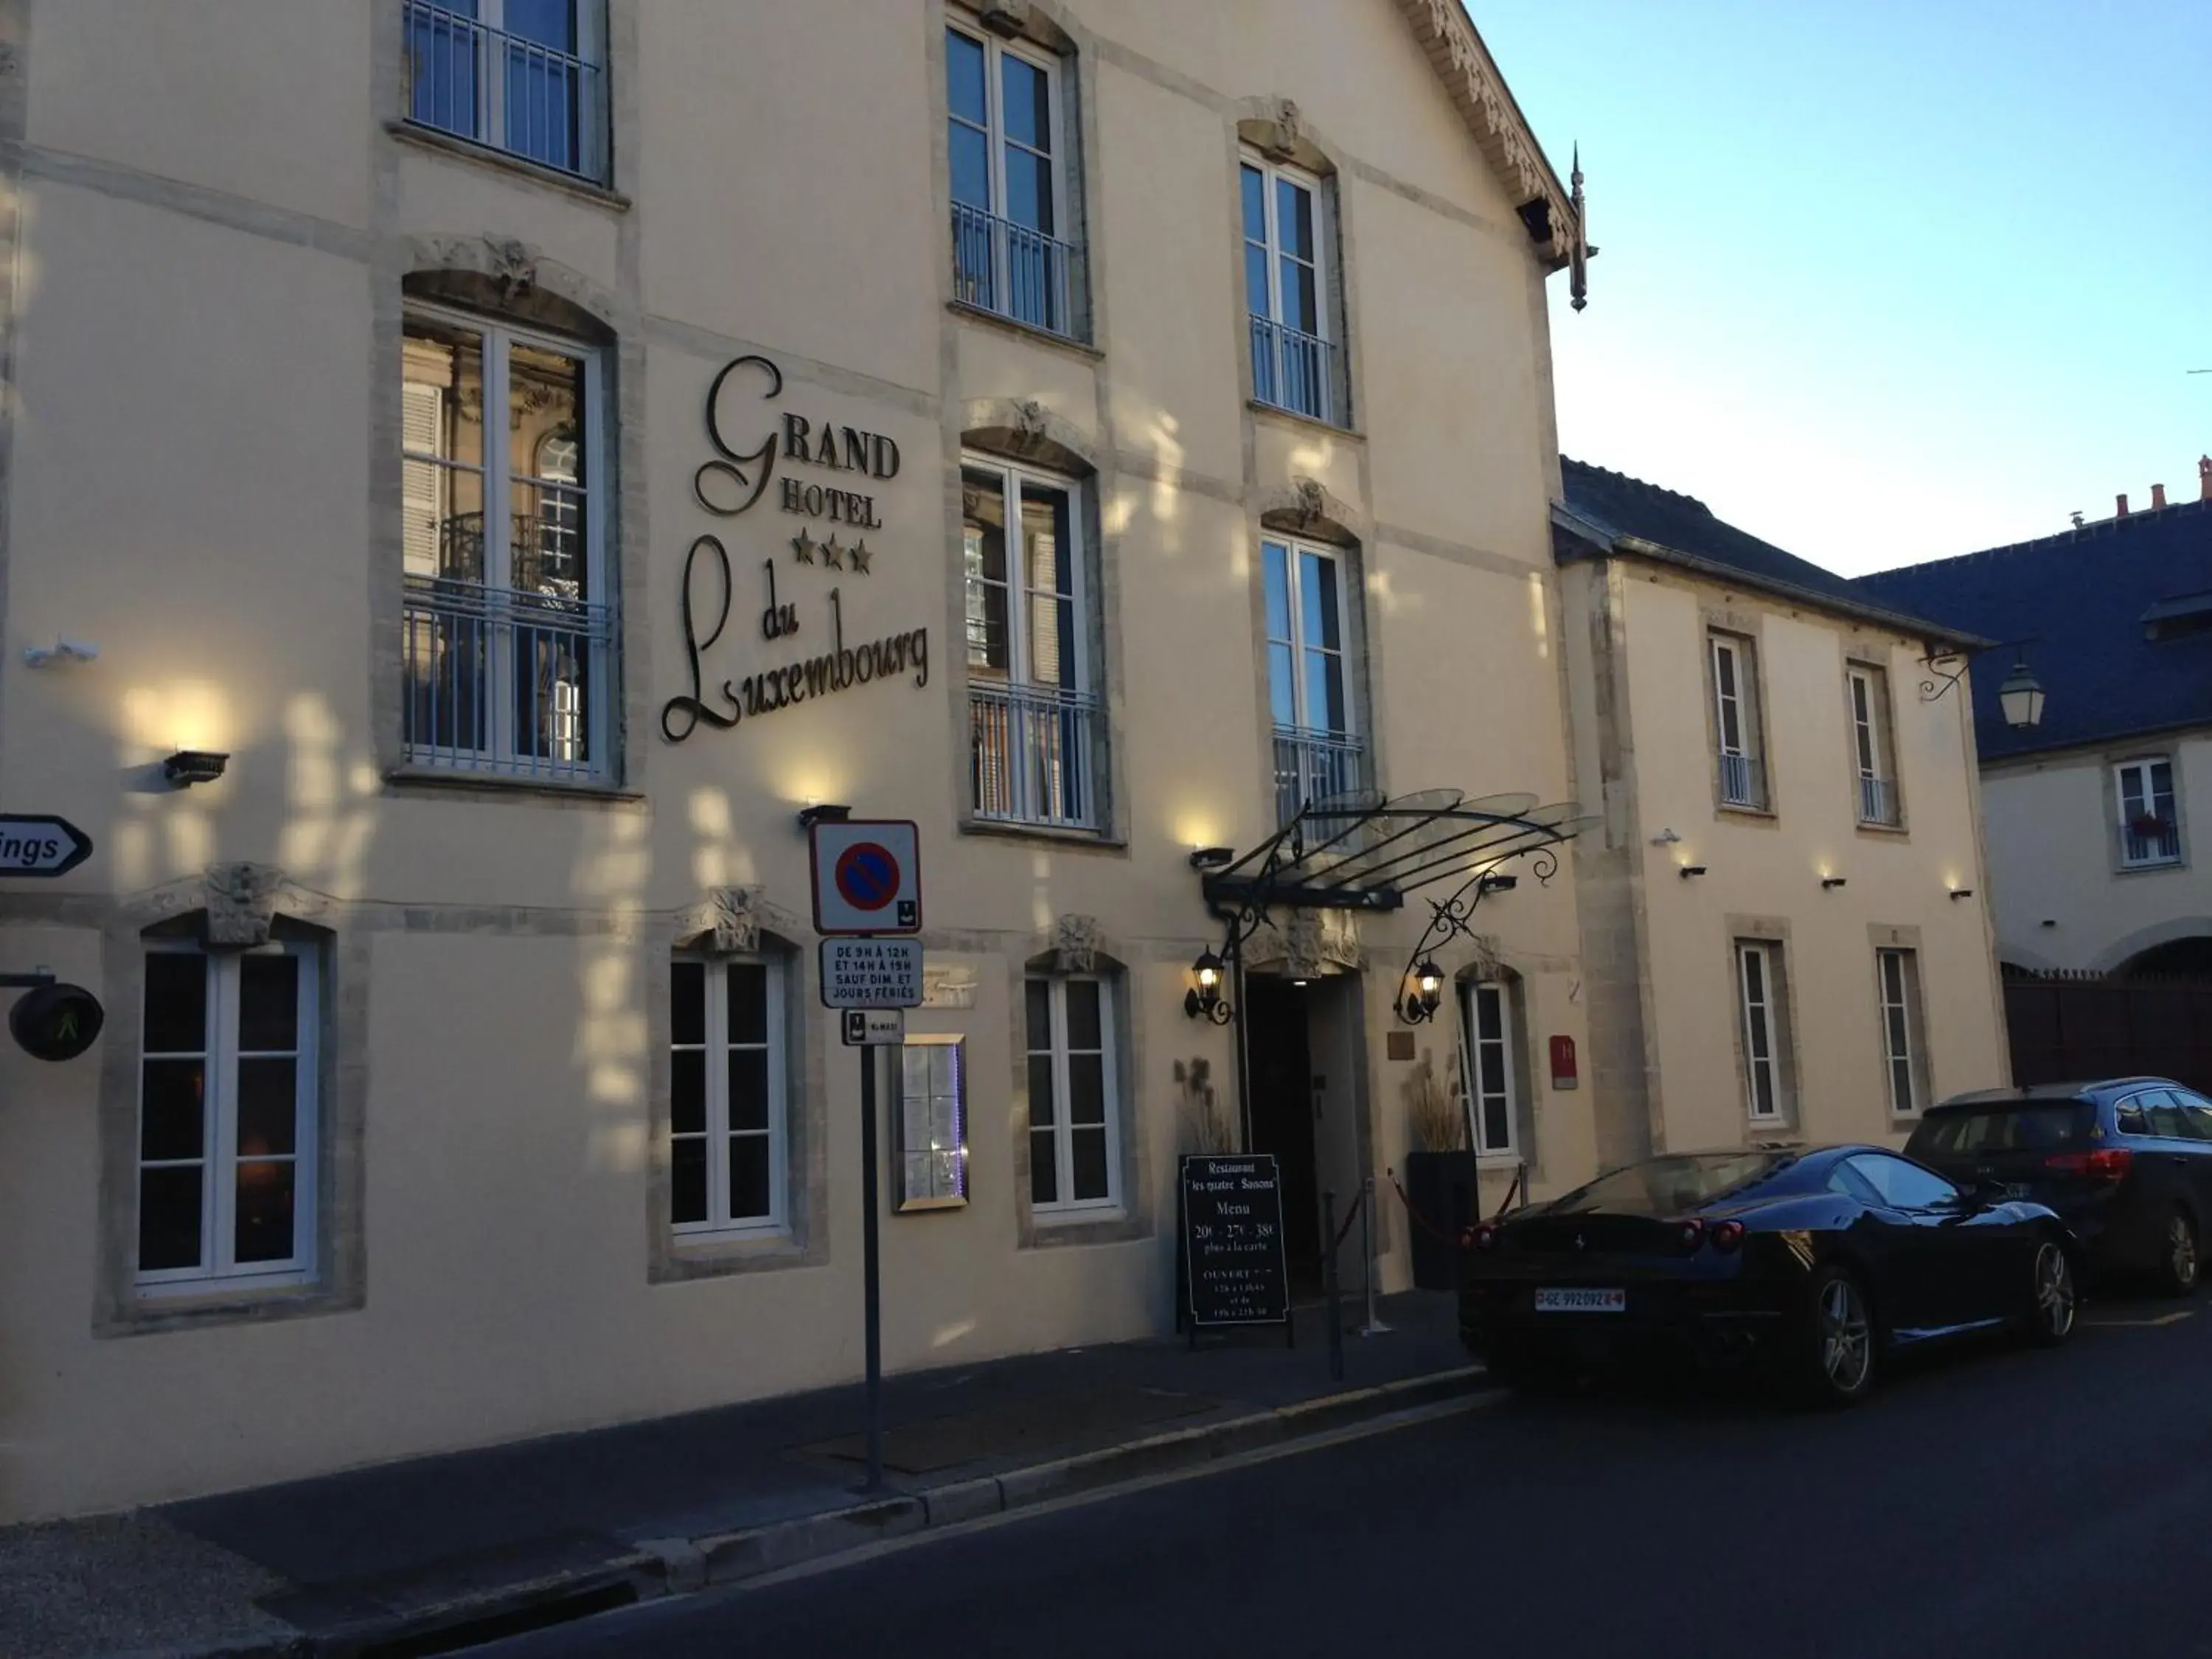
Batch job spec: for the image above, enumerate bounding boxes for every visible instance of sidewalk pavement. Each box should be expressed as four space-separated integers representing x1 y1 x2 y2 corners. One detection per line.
2 1290 1484 1658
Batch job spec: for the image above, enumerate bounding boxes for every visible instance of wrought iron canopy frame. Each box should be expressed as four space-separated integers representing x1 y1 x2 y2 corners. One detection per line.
1192 788 1599 1021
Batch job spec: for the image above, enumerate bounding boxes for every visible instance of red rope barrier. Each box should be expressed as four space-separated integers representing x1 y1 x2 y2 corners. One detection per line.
1327 1186 1365 1254
1385 1170 1464 1248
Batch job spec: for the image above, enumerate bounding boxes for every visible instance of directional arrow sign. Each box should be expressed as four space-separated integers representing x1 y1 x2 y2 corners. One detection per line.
0 815 92 878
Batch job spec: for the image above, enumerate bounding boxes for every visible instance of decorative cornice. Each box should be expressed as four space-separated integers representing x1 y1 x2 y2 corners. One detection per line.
1391 0 1577 271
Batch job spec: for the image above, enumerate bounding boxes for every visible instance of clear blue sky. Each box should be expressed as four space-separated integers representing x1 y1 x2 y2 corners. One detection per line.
1467 0 2212 575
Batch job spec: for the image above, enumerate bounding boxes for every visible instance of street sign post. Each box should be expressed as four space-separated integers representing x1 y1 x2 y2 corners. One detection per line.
810 820 922 936
810 818 925 1496
0 815 93 878
818 938 924 1009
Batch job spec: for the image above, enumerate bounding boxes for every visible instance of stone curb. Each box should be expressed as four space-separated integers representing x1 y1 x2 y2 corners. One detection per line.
164 1364 1486 1658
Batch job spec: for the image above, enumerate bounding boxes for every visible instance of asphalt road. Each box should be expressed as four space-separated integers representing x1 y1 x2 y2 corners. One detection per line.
481 1297 2212 1659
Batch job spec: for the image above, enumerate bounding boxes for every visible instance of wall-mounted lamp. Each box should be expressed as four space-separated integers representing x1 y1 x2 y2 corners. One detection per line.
1997 658 2047 731
161 750 229 787
1949 888 1976 901
796 801 852 831
1679 865 1708 880
24 637 99 669
1187 846 1236 871
1184 949 1232 1025
1478 873 1518 896
1399 957 1445 1024
1821 876 1848 891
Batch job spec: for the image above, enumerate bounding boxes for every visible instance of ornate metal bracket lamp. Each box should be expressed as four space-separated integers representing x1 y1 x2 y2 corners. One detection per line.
1920 637 2046 731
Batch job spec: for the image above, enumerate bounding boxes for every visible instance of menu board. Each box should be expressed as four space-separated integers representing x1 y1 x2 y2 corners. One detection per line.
1180 1154 1290 1328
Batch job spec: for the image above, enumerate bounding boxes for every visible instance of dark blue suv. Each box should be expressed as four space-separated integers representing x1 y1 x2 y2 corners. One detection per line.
1905 1079 2212 1295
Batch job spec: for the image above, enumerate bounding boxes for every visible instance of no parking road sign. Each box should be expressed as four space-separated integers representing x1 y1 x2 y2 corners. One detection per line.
810 819 922 936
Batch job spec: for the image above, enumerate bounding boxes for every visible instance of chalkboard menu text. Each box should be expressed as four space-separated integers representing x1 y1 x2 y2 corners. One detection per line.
1180 1154 1290 1329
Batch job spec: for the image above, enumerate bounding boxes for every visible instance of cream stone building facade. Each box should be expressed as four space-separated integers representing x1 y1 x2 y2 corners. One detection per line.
0 0 1615 1520
1556 462 2012 1165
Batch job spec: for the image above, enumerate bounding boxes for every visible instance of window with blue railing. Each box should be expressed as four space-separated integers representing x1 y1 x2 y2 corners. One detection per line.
1243 154 1344 427
1265 536 1366 825
401 0 608 182
946 18 1085 341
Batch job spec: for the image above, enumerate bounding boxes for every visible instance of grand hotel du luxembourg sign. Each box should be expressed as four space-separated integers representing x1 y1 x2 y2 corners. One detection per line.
661 355 930 743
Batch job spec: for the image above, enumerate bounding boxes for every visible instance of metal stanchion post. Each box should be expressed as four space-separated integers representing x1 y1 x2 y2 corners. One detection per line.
1321 1189 1344 1383
1357 1174 1392 1336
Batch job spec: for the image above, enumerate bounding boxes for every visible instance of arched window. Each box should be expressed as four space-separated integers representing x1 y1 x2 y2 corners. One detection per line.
401 303 609 780
136 930 324 1289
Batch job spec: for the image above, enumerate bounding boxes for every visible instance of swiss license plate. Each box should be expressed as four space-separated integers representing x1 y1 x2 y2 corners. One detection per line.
1535 1287 1626 1313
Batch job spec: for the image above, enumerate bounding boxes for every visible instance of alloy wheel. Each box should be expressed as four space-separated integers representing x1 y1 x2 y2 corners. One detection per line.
2034 1240 2077 1340
2171 1214 2199 1291
1818 1276 1871 1394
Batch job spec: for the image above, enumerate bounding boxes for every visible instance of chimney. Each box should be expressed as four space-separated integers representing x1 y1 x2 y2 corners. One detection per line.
2070 510 2085 529
2200 455 2211 501
2152 483 2168 510
2117 493 2130 518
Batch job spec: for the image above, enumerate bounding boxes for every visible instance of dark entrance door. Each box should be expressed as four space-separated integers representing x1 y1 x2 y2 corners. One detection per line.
1245 976 1321 1292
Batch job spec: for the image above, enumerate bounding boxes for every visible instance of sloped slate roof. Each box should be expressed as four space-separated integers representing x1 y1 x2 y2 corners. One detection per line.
1851 498 2212 762
1555 458 1967 643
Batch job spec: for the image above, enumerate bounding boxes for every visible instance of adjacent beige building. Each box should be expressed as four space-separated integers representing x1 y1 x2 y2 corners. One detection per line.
1555 461 2011 1165
0 0 1607 1521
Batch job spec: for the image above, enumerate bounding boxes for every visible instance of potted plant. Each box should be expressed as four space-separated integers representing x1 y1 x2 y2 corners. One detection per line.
1402 1051 1477 1291
2131 813 2172 840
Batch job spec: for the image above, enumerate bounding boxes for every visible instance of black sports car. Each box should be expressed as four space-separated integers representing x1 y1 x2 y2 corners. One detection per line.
1458 1145 2080 1404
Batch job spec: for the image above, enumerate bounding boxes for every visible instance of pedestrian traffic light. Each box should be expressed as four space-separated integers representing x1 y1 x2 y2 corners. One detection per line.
9 983 104 1062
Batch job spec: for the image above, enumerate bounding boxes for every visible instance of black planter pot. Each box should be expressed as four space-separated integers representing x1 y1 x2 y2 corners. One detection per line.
1404 1150 1478 1291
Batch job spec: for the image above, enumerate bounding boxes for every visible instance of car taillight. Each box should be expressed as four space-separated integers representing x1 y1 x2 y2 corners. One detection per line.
1467 1222 1500 1253
1677 1218 1706 1252
1711 1220 1747 1252
2045 1147 2134 1183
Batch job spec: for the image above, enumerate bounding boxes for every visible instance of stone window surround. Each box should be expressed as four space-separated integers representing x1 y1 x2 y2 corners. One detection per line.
949 402 1130 850
1868 922 1931 1119
1451 958 1537 1167
1009 917 1151 1250
376 243 646 800
939 1 1096 346
1251 479 1383 818
1843 654 1909 837
93 869 367 1338
1725 914 1801 1137
647 889 829 1283
1702 611 1774 820
2107 750 2189 876
389 0 614 190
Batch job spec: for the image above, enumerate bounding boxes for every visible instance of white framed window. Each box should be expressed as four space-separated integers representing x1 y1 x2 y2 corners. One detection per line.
1458 981 1520 1158
1736 939 1787 1122
946 18 1077 337
1242 154 1339 424
1711 633 1765 810
1848 665 1900 826
670 957 787 1236
402 305 614 782
402 0 608 180
1265 537 1363 823
2116 757 2183 867
963 456 1104 830
1025 976 1121 1213
137 941 319 1289
1877 947 1925 1116
896 1037 970 1212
